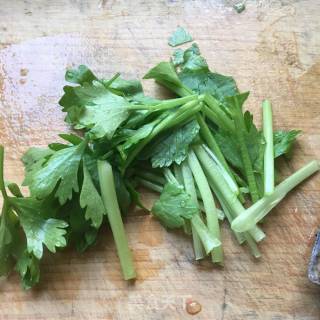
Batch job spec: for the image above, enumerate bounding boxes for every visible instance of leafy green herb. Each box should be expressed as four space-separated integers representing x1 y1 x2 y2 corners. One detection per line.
150 120 200 168
24 139 87 204
168 27 193 47
80 162 106 228
0 31 317 290
233 2 246 14
274 130 301 158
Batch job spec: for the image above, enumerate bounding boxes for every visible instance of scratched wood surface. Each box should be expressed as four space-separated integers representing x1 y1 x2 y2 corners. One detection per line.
0 1 320 319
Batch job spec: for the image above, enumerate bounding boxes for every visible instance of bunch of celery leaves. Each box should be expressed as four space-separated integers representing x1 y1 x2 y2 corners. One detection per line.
0 34 319 289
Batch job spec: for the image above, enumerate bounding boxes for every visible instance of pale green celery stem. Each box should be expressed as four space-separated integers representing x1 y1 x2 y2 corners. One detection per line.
167 102 203 128
0 145 8 201
262 100 274 195
97 160 136 280
204 95 235 132
136 178 163 193
135 170 166 186
199 202 224 220
155 79 193 97
181 160 206 260
243 234 261 258
103 72 121 88
188 150 223 263
191 215 221 255
217 193 245 244
128 94 198 111
207 178 262 257
232 104 260 203
150 95 198 112
232 160 320 232
196 114 236 181
163 168 179 185
193 145 265 242
123 100 201 171
173 163 184 185
202 144 239 196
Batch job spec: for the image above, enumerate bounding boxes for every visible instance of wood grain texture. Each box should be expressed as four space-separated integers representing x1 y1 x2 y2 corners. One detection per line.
0 1 319 319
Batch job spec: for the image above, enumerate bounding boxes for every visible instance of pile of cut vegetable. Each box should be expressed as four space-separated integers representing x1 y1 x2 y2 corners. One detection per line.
0 28 319 289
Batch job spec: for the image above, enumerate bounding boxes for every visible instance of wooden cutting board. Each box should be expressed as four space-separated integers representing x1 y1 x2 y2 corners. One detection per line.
0 1 319 319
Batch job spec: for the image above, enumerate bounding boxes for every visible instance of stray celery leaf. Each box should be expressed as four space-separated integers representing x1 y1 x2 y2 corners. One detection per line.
168 27 193 47
80 162 106 228
274 130 301 158
65 65 97 85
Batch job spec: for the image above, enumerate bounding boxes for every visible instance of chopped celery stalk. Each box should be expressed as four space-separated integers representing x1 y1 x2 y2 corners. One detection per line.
232 160 320 232
199 203 224 221
191 215 221 255
136 178 163 193
243 234 261 258
181 160 206 260
188 149 223 264
262 100 275 195
135 170 166 186
194 145 265 242
163 168 179 185
173 163 184 185
148 94 198 112
231 102 260 203
202 144 239 195
204 94 235 133
97 160 136 280
207 176 262 256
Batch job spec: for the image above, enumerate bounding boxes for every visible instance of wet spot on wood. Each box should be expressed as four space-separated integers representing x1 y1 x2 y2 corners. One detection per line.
186 299 202 315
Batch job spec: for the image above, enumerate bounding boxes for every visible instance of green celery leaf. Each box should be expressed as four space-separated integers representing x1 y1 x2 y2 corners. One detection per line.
108 77 143 97
6 182 23 198
174 43 238 100
59 133 83 145
22 147 53 171
152 182 198 228
180 71 238 101
25 141 87 204
274 130 301 158
65 65 97 85
64 198 99 252
243 110 265 174
168 27 193 47
60 81 131 139
0 208 20 276
215 129 243 170
150 120 200 168
171 48 184 66
11 197 68 259
143 62 182 87
48 143 70 151
15 250 40 290
80 162 106 228
105 77 160 105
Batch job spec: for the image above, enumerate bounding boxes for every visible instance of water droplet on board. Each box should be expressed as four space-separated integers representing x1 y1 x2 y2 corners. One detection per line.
186 300 202 315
